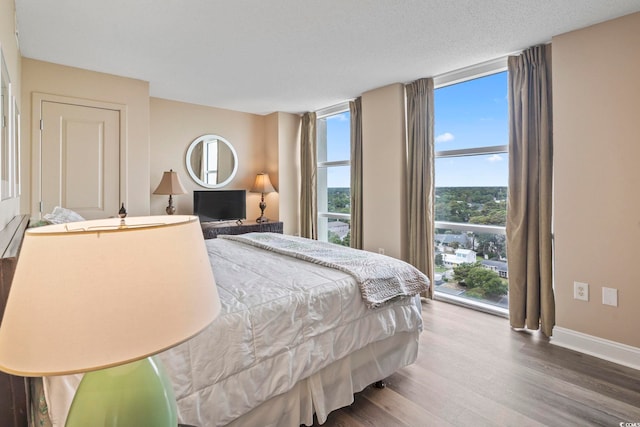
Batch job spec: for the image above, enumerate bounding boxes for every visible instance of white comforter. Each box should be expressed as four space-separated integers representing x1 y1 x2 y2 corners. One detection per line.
44 237 424 426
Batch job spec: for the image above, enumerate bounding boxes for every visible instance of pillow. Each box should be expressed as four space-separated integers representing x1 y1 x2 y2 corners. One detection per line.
42 207 85 224
28 219 52 228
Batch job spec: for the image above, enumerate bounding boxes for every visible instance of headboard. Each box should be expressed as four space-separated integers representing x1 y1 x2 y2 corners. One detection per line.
0 215 30 427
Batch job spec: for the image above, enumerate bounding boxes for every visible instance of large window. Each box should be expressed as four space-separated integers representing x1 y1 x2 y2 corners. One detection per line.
434 70 509 312
317 104 351 246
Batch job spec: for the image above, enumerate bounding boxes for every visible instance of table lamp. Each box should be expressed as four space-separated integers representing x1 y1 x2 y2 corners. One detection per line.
154 169 188 214
250 172 276 223
0 215 221 427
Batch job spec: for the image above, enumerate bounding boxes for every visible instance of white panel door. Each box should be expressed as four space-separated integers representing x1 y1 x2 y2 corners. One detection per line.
41 101 120 219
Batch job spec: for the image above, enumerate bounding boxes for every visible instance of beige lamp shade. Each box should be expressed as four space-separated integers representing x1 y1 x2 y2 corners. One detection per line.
0 215 220 376
153 169 187 195
250 173 276 194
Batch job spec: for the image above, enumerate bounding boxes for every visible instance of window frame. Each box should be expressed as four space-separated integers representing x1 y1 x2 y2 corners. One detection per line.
433 58 509 235
433 59 510 315
316 102 351 243
203 139 219 184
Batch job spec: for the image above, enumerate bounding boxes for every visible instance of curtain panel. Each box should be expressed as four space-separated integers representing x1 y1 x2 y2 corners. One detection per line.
300 112 318 239
506 44 555 336
405 78 435 298
349 98 363 249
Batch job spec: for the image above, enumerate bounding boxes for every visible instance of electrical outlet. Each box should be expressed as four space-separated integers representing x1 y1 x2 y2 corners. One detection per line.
574 281 589 301
602 287 618 307
378 248 385 255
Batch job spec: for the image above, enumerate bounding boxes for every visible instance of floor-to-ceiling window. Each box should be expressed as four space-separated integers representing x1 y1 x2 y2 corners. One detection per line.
433 67 509 313
317 103 351 246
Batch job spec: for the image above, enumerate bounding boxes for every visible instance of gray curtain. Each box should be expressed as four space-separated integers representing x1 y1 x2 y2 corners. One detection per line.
506 44 555 336
405 78 435 298
349 98 363 249
300 112 317 239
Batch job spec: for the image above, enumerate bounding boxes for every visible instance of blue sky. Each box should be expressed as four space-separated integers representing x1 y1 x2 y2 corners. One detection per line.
324 70 508 188
435 71 508 187
324 111 351 187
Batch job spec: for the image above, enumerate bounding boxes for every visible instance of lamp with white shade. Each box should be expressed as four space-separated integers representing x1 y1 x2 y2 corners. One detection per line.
153 169 187 215
0 215 221 426
250 172 277 223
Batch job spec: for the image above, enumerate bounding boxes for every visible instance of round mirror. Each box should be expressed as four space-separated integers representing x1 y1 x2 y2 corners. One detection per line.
185 134 238 188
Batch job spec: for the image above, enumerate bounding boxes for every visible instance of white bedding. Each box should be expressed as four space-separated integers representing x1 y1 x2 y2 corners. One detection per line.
43 236 425 426
218 233 429 307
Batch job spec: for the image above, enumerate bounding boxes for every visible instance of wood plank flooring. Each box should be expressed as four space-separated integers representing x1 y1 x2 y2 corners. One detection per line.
314 300 640 426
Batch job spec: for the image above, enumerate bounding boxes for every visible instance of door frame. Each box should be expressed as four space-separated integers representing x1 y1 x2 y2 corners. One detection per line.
31 92 128 219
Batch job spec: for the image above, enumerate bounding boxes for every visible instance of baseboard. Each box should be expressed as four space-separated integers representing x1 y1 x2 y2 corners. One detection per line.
551 326 640 371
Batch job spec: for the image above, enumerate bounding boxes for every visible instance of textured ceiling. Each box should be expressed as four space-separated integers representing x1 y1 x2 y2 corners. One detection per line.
14 0 640 115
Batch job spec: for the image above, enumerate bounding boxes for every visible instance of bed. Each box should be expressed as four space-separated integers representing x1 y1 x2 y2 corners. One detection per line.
37 232 428 426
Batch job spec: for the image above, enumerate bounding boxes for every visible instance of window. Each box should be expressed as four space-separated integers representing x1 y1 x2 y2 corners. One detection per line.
203 139 219 184
434 69 509 313
317 103 351 246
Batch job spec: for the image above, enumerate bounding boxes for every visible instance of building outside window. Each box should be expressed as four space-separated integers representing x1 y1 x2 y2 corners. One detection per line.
317 103 351 246
433 67 509 313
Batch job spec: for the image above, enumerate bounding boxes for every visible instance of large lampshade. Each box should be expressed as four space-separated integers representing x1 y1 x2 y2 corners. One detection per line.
0 215 220 376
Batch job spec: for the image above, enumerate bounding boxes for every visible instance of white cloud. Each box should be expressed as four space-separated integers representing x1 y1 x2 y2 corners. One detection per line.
487 154 503 162
435 132 454 143
326 112 348 121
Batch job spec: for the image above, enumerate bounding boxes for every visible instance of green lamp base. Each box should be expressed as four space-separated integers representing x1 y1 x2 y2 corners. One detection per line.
65 356 177 427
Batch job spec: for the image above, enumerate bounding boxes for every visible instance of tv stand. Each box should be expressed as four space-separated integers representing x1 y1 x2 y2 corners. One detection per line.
201 221 283 240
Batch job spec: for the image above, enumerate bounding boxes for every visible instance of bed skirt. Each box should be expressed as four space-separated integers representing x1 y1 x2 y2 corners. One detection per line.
217 329 418 427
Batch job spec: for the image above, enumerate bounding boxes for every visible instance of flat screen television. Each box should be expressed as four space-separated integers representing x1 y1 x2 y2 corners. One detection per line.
193 190 246 222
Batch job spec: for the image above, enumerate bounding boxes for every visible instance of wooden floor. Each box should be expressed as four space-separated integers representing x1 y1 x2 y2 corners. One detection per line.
314 300 640 427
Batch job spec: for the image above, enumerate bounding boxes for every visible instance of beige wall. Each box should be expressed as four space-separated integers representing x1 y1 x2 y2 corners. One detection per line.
362 83 407 260
265 111 300 235
21 59 150 217
149 98 269 220
264 113 280 222
0 0 21 229
552 12 640 348
17 59 296 227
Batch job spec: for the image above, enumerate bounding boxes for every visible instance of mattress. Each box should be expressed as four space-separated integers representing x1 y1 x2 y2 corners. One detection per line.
42 237 425 426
